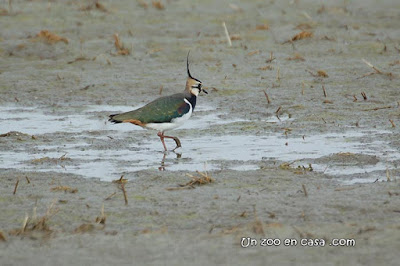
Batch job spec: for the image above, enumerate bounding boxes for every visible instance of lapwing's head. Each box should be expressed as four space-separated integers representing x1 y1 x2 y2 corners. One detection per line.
186 52 207 97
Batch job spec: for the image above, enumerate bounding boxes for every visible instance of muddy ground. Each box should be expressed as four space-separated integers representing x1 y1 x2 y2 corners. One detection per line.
1 0 400 265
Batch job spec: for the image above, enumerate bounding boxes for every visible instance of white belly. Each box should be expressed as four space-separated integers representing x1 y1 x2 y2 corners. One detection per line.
145 99 193 132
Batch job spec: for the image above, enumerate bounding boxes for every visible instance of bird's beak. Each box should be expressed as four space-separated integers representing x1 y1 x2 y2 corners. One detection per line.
202 89 208 94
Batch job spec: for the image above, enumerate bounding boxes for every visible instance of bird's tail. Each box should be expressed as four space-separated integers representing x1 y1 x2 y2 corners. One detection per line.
108 114 123 124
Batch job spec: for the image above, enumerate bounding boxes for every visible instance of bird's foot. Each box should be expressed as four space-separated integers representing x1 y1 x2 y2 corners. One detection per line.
171 137 181 151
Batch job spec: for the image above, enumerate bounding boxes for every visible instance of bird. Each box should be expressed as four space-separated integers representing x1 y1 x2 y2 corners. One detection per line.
108 52 207 151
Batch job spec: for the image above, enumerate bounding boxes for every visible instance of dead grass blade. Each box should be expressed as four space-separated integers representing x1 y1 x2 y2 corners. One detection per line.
283 31 313 44
112 175 128 184
51 186 78 193
95 204 106 224
9 200 59 236
263 90 271 104
222 22 232 47
256 24 269 30
166 171 214 190
359 58 395 79
362 106 393 111
302 184 308 197
0 231 6 242
286 53 305 61
121 184 128 205
152 1 165 10
74 223 95 234
80 1 109 12
13 177 19 195
36 30 68 44
306 69 328 78
113 33 130 55
105 191 117 200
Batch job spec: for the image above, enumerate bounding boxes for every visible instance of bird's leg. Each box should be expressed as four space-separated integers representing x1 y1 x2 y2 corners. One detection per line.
163 134 181 151
157 131 168 151
158 152 166 171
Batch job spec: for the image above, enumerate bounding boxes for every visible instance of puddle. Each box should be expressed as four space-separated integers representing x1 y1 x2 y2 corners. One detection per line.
0 105 244 135
0 105 398 183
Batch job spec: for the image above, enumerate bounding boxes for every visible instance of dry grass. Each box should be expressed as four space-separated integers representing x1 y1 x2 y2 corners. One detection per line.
111 175 129 205
80 1 109 12
95 204 106 224
152 1 165 10
166 171 214 190
286 53 305 61
256 24 269 30
283 31 313 44
359 58 395 79
36 30 68 44
0 231 6 242
51 186 78 193
74 223 95 234
113 33 130 55
9 200 59 237
112 175 128 184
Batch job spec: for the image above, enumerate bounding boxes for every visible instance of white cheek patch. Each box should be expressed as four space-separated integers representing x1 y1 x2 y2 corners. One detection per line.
191 88 199 96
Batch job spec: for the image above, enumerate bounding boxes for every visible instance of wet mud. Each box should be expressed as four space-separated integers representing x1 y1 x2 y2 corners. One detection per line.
0 0 400 265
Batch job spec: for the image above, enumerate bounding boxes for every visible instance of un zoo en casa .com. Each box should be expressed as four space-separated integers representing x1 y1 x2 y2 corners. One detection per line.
241 237 356 248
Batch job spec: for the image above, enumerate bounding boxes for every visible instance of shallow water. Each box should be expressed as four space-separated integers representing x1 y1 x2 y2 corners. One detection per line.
0 105 398 184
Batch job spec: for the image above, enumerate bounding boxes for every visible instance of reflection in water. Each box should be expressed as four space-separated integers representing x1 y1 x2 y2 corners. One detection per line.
0 105 398 185
158 152 182 171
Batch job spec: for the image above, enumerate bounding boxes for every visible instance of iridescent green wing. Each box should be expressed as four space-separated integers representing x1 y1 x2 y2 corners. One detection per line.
113 93 190 123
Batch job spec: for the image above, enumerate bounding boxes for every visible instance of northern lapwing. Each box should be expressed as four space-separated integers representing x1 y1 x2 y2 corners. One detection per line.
108 52 207 151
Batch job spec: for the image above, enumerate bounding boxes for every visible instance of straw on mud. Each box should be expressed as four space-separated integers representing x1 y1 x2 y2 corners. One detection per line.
51 186 78 193
335 186 357 191
386 168 391 182
13 177 20 195
302 184 308 197
152 1 165 10
363 106 393 111
112 175 127 184
21 213 29 233
95 204 106 224
359 58 394 79
276 67 280 81
322 85 327 97
361 92 367 100
0 231 6 242
166 170 214 190
25 176 31 184
37 30 68 44
222 22 232 47
263 90 271 104
247 50 260 56
121 183 128 205
105 192 117 200
362 58 382 74
389 119 396 127
113 33 130 55
266 52 275 63
353 95 358 102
